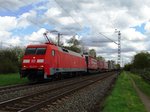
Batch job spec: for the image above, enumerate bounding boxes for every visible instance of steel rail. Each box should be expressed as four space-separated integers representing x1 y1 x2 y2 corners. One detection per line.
0 72 115 112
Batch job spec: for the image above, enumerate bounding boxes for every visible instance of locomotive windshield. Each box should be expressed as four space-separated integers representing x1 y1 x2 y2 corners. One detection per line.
36 48 46 55
25 47 46 55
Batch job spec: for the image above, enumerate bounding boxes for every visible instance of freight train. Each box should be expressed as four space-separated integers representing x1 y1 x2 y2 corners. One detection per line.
20 42 115 82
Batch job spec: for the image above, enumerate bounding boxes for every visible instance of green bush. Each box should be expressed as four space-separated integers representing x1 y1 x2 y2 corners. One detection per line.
0 47 24 74
131 69 150 83
0 59 18 73
132 52 150 69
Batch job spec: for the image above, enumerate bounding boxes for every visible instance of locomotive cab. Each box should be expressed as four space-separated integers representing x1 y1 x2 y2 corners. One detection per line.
21 45 47 82
20 43 87 82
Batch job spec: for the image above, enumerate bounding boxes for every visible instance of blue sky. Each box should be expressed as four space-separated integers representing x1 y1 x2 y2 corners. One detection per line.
0 0 150 65
133 23 146 34
0 3 33 16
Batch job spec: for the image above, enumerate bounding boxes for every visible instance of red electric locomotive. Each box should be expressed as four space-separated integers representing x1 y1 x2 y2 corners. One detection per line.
20 43 87 82
20 32 113 82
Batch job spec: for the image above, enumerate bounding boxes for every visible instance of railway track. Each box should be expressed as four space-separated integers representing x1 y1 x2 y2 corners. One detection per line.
0 72 115 112
0 76 87 102
0 74 94 95
0 76 107 102
0 73 110 102
0 83 29 92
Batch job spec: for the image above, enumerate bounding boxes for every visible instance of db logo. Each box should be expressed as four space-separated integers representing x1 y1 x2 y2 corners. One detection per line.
31 59 36 63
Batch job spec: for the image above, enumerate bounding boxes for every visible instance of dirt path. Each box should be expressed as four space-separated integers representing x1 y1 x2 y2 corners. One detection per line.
131 79 150 112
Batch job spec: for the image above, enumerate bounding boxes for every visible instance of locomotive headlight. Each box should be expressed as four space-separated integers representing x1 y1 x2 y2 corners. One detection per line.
22 66 27 70
23 59 30 63
38 65 44 70
37 59 44 63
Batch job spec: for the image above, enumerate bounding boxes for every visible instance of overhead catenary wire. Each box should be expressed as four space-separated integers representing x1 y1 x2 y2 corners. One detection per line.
2 1 119 48
0 1 78 47
1 0 116 44
4 0 77 33
23 1 78 43
54 0 83 29
99 32 118 45
69 0 118 45
54 0 119 57
69 0 122 65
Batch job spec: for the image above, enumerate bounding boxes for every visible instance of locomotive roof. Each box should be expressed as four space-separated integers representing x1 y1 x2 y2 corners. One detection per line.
27 44 48 47
58 46 83 58
26 43 84 58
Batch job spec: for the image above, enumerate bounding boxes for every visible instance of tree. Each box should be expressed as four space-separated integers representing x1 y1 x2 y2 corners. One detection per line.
64 36 81 53
0 47 25 74
115 64 120 69
124 63 132 71
132 52 150 69
89 49 96 58
96 56 105 60
13 47 25 68
68 35 80 46
64 46 81 53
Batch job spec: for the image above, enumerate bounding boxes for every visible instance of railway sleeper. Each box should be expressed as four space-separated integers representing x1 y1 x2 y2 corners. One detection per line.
37 95 49 99
33 97 44 100
35 96 45 100
21 101 31 104
5 106 23 111
56 99 62 103
37 95 46 98
32 97 44 101
14 103 31 108
27 98 40 102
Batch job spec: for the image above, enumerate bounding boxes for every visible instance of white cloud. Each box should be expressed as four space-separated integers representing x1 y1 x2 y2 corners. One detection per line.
122 28 146 41
107 43 118 49
0 0 43 11
58 17 75 25
0 16 17 42
1 0 150 65
0 31 12 41
17 10 37 28
0 16 17 31
45 7 61 18
24 28 47 42
7 36 21 46
144 22 150 33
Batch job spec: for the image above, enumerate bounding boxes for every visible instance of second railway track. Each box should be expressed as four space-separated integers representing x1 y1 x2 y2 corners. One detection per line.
0 72 116 112
0 72 110 102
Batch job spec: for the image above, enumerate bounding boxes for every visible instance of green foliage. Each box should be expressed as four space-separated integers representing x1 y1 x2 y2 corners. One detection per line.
103 71 146 112
131 73 150 97
96 56 104 60
0 59 18 73
124 63 132 71
65 36 81 53
0 47 24 74
68 36 80 46
131 68 150 84
115 64 120 69
89 49 96 58
128 52 150 82
0 73 28 86
64 46 81 53
132 52 150 69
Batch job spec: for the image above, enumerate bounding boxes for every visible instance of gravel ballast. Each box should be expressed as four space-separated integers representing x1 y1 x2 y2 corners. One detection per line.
0 76 93 102
37 74 117 112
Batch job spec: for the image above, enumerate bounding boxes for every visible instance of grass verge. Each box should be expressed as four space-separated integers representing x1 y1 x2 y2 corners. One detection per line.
102 71 146 112
0 73 28 86
131 72 150 97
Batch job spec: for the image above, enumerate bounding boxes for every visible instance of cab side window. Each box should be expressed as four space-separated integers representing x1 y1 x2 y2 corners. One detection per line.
52 50 55 56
